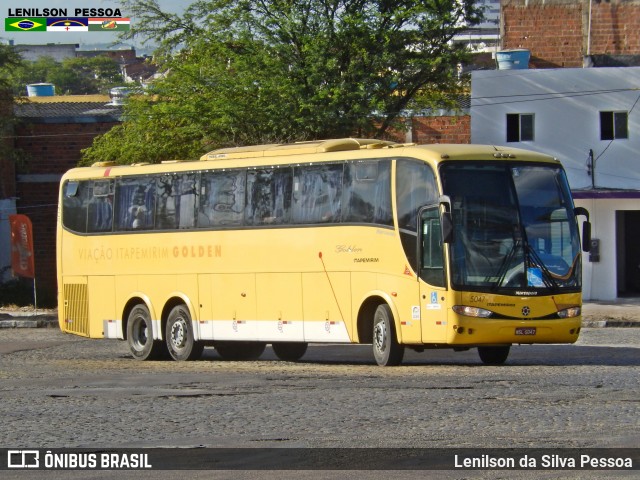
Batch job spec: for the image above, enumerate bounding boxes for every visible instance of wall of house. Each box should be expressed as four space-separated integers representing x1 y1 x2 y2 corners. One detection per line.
412 115 470 144
385 115 471 144
502 0 640 68
471 67 640 190
574 196 640 300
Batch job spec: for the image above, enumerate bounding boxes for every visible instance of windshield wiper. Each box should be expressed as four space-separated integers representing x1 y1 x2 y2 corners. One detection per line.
490 238 521 290
526 245 560 291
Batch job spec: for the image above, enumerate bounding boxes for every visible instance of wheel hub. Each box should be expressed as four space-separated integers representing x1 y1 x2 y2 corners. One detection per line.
374 322 386 352
170 318 187 349
133 318 148 348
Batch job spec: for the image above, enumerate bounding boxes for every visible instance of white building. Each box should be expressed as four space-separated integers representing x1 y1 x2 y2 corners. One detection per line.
471 67 640 300
454 0 501 52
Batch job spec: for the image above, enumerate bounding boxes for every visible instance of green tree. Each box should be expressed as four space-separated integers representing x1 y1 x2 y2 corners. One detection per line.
62 56 124 94
0 44 24 198
83 0 482 164
0 44 23 92
8 55 124 95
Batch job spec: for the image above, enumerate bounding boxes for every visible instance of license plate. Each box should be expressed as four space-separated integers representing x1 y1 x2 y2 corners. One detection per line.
515 327 536 336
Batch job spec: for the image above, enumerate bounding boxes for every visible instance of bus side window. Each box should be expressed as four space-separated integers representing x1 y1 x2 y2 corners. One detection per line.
62 180 91 233
396 159 438 231
87 179 114 233
198 170 246 227
156 173 198 230
396 159 438 270
115 177 156 231
292 164 343 224
246 168 292 226
343 160 392 226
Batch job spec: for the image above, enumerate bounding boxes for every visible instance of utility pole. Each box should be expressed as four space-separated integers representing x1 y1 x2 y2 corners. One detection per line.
587 149 595 189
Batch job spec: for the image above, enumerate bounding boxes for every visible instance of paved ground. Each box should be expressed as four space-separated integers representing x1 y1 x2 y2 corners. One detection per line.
1 305 638 479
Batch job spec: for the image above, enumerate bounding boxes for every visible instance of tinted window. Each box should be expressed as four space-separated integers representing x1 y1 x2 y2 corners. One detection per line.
115 177 156 230
87 180 114 233
343 160 392 226
245 168 293 226
396 160 438 232
63 180 114 233
62 180 90 233
199 170 246 227
156 173 198 229
293 164 343 224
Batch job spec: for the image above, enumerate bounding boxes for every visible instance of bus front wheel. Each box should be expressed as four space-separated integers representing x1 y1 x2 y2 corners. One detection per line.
127 304 165 361
165 305 204 361
478 346 511 365
372 304 404 366
272 342 308 362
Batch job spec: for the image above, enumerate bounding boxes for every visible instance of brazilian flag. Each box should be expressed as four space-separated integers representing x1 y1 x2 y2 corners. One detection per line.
5 18 47 32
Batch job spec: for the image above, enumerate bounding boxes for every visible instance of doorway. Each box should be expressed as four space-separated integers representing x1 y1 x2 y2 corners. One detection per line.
616 210 640 295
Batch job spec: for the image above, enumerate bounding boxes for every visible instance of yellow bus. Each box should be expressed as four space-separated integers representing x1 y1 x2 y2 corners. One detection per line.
57 138 590 366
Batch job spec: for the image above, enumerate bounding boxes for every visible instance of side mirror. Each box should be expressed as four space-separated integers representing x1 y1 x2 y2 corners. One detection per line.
439 195 454 243
441 212 454 244
581 221 592 253
574 207 591 252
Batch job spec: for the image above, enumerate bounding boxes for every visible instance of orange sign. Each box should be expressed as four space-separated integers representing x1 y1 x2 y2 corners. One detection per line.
9 214 35 278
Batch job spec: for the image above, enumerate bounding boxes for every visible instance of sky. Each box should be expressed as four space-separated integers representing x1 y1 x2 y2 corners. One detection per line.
2 0 189 49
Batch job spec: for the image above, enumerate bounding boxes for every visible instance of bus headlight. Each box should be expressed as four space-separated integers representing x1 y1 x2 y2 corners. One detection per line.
557 306 581 318
452 305 493 318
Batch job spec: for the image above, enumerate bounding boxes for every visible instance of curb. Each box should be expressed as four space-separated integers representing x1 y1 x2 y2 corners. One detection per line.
582 319 640 328
0 319 58 328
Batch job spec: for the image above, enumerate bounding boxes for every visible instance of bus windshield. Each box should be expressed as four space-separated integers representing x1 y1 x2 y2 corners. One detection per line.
441 162 582 294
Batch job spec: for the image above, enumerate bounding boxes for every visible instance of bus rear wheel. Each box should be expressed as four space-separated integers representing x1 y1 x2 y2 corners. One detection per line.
165 305 204 361
272 342 308 362
372 304 404 366
478 346 511 365
214 341 266 360
127 304 165 361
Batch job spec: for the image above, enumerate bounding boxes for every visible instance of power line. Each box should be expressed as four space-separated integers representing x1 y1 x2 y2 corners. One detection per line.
471 88 640 107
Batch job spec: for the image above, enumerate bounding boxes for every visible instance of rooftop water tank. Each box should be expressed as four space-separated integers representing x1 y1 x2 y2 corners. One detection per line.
26 83 55 97
496 49 530 70
109 87 131 105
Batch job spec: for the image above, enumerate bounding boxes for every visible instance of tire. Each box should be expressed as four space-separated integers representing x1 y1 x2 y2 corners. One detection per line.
272 342 308 362
478 346 511 365
127 304 165 360
372 304 404 366
165 304 204 361
214 341 266 360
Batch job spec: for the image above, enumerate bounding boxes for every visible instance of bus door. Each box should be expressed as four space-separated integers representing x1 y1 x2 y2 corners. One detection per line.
418 205 449 343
